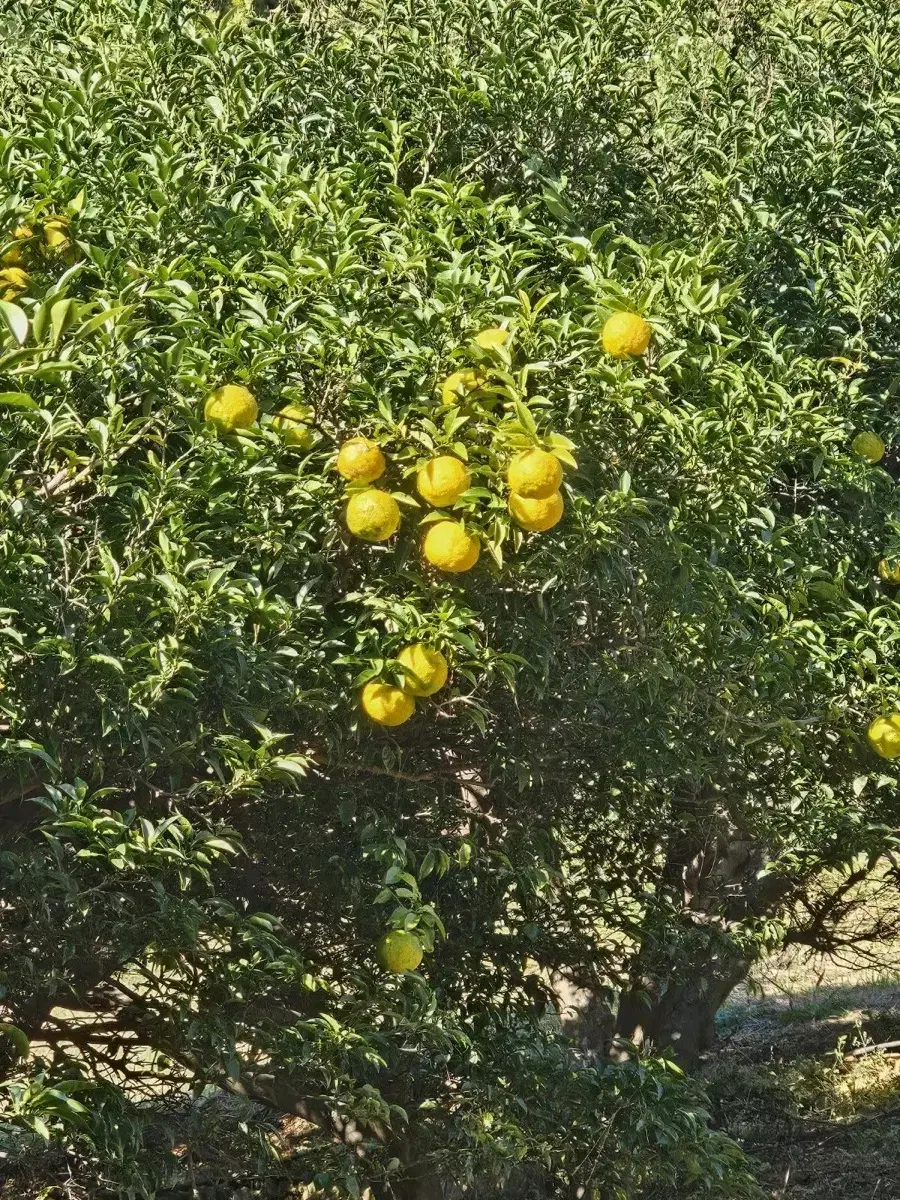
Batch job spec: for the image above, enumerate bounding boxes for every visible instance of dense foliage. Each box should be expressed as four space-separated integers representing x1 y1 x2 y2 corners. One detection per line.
2 0 900 1194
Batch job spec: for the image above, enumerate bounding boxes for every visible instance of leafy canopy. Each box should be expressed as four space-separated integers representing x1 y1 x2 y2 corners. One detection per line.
1 0 900 1195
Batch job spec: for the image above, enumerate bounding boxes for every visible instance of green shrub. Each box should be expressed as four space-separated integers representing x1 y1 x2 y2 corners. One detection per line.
2 0 900 1195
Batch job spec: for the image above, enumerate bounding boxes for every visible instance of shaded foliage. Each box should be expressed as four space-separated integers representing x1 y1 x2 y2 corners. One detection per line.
1 0 900 1195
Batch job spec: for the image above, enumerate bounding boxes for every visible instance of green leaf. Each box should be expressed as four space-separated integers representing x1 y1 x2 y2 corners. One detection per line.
200 837 239 855
513 398 538 436
77 305 133 337
0 300 29 345
88 654 125 673
30 1116 51 1141
0 391 37 408
0 1023 30 1058
50 298 76 346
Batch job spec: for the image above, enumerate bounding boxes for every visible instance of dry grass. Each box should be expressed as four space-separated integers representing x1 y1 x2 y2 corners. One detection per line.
706 943 900 1200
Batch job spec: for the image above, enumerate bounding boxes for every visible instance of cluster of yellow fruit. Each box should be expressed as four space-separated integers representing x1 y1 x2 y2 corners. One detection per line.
201 315 655 742
345 314 651 558
140 319 652 972
203 383 315 447
337 433 568 568
440 311 650 397
0 214 72 300
360 643 449 727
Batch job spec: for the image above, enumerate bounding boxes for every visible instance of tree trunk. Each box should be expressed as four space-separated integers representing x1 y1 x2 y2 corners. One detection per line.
604 787 800 1068
613 946 751 1068
391 1171 444 1200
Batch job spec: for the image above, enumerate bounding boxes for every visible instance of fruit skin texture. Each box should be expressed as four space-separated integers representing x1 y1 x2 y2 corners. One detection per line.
43 216 69 249
602 311 651 358
853 431 885 463
377 930 424 972
440 368 485 406
360 681 415 727
417 456 471 507
0 267 28 301
878 559 900 584
346 489 400 541
474 326 509 350
336 437 385 483
509 490 564 532
397 644 449 696
423 521 480 572
273 405 314 447
204 385 258 431
867 714 900 759
1 225 31 266
507 449 563 499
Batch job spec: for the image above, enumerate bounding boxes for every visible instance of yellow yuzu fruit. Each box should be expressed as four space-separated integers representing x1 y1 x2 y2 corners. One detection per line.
507 449 563 499
417 456 471 507
0 267 28 300
336 437 385 483
867 713 900 759
853 431 885 463
509 489 564 532
422 521 480 573
440 368 485 406
273 405 314 447
204 384 258 431
346 489 400 541
43 216 69 249
397 644 449 697
877 559 900 584
602 311 652 358
1 227 31 266
474 326 509 350
360 681 415 727
377 930 424 972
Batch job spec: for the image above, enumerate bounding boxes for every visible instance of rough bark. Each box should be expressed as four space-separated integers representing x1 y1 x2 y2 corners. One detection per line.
565 787 804 1069
613 947 751 1067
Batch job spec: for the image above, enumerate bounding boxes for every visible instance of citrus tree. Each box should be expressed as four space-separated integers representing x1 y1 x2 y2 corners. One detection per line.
2 0 900 1195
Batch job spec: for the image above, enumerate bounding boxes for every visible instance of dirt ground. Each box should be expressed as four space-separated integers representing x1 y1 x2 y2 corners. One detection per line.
704 946 900 1199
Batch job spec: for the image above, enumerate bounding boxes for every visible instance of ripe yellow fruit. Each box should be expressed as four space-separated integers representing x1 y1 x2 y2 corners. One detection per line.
509 490 564 532
204 384 258 431
853 432 885 463
422 521 480 573
867 713 900 759
360 681 415 727
1 225 31 266
377 930 424 972
336 437 385 483
346 489 400 541
474 326 509 350
878 559 900 584
43 216 69 249
397 644 449 696
273 405 314 447
507 449 563 499
0 267 28 301
417 456 471 507
440 368 485 406
602 311 651 358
